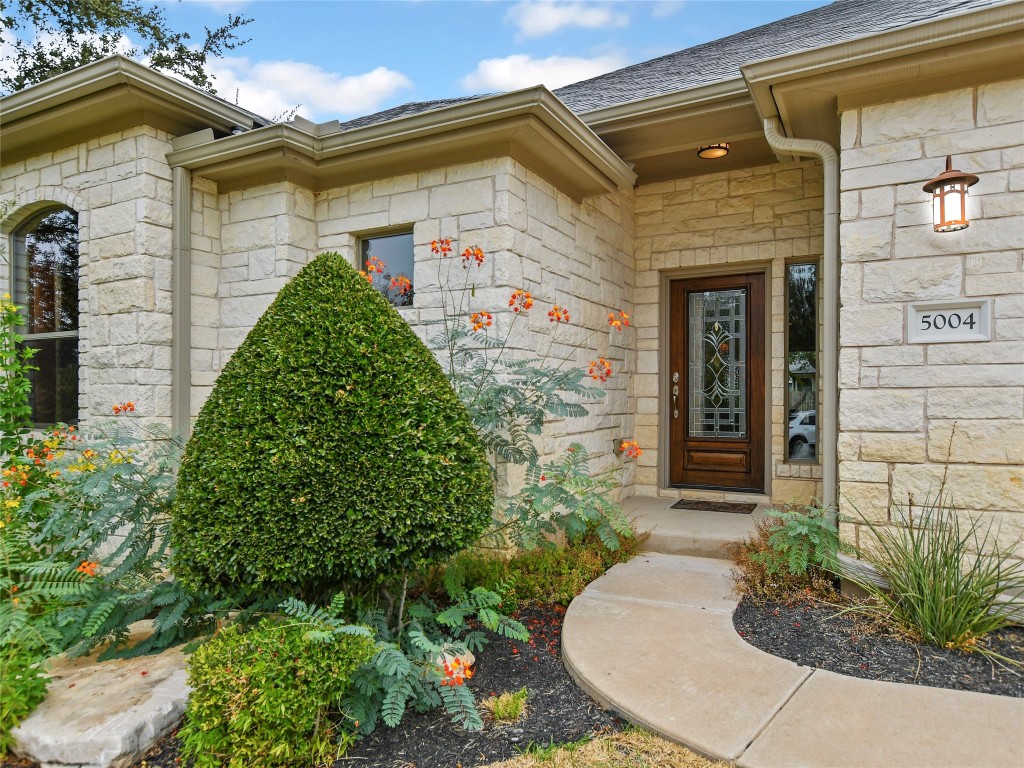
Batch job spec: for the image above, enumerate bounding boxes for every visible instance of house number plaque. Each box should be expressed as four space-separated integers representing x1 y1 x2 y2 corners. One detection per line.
907 299 991 344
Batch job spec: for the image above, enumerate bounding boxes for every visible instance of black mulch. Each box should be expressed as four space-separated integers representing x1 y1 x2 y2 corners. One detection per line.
120 604 620 768
734 594 1024 698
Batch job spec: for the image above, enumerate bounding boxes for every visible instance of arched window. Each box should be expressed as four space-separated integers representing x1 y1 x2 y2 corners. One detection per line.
12 207 80 425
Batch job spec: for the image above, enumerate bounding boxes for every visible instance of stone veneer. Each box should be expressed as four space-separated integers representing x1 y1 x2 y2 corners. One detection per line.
631 160 825 502
838 78 1024 555
1 126 176 428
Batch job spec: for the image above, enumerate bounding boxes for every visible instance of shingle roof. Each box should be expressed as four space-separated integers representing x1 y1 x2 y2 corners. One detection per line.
332 0 1004 132
553 0 1004 113
336 94 493 131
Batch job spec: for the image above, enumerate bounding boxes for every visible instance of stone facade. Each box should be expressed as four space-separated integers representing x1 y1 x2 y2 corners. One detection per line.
1 126 176 428
632 160 825 502
838 78 1024 554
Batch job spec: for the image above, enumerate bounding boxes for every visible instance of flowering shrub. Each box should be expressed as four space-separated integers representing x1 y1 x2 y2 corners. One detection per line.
420 237 638 551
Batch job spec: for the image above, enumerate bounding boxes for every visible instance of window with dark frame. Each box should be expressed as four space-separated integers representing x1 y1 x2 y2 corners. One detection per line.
360 232 414 307
12 207 80 426
786 262 817 462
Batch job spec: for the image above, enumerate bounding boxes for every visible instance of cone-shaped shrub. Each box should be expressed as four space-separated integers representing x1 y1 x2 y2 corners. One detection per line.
171 252 493 596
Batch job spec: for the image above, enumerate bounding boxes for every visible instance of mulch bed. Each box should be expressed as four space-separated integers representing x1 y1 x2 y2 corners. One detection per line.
119 604 620 768
733 594 1024 698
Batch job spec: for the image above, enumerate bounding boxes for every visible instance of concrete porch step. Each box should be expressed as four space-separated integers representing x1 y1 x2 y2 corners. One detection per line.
625 496 768 560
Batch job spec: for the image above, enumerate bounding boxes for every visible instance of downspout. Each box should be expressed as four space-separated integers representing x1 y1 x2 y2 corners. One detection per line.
762 116 839 510
171 166 192 440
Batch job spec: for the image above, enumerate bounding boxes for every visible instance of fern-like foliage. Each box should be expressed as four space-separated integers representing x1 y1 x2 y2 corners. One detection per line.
752 501 839 577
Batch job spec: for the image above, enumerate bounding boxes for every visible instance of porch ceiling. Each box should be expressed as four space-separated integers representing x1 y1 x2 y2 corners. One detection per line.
582 83 782 185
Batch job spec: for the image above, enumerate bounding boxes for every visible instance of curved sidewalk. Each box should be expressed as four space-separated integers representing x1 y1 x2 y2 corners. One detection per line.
562 553 1024 768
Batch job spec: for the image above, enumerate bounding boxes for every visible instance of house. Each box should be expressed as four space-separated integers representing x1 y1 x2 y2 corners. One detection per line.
2 0 1022 556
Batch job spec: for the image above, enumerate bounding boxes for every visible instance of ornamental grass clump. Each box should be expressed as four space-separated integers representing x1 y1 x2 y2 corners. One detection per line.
851 492 1024 657
171 251 494 599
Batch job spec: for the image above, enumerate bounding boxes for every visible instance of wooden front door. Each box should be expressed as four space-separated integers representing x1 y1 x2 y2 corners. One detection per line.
669 273 765 491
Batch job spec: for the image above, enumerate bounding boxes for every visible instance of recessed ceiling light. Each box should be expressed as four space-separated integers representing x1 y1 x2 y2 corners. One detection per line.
697 143 730 159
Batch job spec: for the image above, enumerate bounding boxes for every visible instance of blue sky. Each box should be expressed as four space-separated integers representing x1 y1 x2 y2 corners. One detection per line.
158 0 831 121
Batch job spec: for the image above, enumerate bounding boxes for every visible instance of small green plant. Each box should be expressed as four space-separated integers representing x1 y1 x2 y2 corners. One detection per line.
340 570 528 734
178 596 376 768
0 645 48 753
482 686 528 722
727 515 837 603
752 502 839 577
849 493 1024 657
0 295 35 459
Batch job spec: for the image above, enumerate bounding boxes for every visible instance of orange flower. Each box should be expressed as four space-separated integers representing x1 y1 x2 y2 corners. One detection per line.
76 560 100 577
358 270 373 284
470 311 493 332
608 310 630 332
431 238 453 256
547 305 570 323
439 656 474 687
509 289 534 313
389 275 412 295
365 256 385 275
461 246 485 269
619 440 642 460
112 401 136 415
588 358 612 383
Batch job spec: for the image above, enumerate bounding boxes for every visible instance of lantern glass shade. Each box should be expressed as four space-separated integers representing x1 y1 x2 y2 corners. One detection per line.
923 156 978 233
697 143 729 159
932 181 969 232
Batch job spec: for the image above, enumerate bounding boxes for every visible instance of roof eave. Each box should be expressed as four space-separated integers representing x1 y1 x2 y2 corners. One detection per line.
167 86 638 199
741 0 1024 128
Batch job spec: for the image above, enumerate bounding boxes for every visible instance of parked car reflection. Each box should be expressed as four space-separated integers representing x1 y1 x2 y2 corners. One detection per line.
788 410 816 459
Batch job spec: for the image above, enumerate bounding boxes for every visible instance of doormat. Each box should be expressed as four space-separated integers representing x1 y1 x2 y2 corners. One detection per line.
670 498 757 514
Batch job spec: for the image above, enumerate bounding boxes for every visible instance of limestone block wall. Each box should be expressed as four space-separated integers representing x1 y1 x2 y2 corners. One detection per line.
838 79 1024 555
632 160 825 500
1 126 176 427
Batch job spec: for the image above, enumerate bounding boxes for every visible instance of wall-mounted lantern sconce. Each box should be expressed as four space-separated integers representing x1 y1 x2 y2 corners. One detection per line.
697 143 729 159
923 155 978 232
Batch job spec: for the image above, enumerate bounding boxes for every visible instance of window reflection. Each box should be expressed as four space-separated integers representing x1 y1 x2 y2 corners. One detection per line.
14 207 80 425
787 263 817 461
361 232 414 307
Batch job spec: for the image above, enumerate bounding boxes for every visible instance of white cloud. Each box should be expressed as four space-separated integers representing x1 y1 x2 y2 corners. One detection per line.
651 1 685 18
206 57 412 121
506 1 628 38
460 53 627 92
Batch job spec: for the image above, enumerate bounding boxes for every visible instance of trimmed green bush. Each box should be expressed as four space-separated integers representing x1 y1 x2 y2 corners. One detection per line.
171 252 493 596
178 617 376 766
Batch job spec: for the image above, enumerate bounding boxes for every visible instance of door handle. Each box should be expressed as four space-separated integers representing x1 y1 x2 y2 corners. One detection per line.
672 383 679 419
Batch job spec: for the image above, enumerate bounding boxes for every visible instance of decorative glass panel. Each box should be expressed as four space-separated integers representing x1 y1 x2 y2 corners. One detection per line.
787 263 817 460
688 289 746 438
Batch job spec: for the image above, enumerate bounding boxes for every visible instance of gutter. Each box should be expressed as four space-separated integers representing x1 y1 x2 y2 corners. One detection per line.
761 116 839 511
171 166 191 439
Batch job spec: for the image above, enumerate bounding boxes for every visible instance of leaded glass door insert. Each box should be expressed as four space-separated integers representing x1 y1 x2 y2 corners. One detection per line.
688 289 747 438
669 274 765 492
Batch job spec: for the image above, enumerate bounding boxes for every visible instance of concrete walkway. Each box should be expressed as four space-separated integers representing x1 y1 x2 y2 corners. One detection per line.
564 500 1024 767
